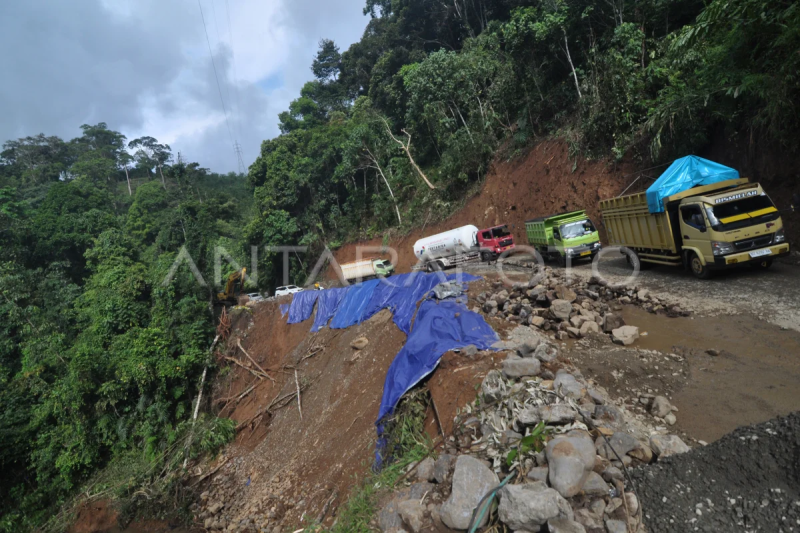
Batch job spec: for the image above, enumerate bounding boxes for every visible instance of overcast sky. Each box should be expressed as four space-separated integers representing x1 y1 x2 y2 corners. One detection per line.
0 0 369 173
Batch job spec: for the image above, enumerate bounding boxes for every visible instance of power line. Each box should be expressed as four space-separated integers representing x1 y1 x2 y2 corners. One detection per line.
197 0 238 169
210 0 233 109
225 0 244 143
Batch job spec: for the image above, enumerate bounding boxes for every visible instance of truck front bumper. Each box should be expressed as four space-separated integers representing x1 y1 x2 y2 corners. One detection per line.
713 243 790 268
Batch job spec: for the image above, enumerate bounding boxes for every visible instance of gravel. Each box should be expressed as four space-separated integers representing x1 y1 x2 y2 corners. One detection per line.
630 412 800 532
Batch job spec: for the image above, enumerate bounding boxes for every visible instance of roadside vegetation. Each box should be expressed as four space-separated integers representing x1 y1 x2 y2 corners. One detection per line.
0 124 246 531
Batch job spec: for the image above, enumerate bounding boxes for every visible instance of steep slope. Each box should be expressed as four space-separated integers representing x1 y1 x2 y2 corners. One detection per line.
200 303 410 529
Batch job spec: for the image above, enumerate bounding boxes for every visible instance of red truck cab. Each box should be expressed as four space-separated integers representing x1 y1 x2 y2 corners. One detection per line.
477 224 515 261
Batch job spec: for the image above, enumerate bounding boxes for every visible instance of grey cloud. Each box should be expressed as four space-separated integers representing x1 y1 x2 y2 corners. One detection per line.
0 0 187 140
0 0 369 173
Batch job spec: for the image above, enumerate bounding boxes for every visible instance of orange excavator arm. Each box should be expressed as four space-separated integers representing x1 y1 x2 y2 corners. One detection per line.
217 267 247 302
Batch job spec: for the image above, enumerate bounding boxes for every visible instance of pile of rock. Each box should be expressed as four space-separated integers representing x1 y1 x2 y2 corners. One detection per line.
378 334 691 533
475 267 687 342
192 470 291 533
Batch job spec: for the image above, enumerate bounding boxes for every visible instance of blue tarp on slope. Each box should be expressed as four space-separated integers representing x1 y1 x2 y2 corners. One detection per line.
375 299 498 466
646 156 739 213
311 287 350 332
287 290 320 324
279 303 290 317
329 279 381 329
373 272 481 334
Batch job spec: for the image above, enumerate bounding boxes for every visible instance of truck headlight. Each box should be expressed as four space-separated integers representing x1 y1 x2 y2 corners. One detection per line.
711 241 735 256
593 242 602 249
774 228 785 243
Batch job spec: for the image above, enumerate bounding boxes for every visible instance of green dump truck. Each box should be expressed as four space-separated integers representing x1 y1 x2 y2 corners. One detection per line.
525 210 602 266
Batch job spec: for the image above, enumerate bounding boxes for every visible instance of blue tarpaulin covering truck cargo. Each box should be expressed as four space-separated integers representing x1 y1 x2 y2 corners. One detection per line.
646 155 739 213
280 271 497 468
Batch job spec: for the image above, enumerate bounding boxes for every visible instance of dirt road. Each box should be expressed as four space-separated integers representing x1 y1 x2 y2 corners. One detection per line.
571 253 800 331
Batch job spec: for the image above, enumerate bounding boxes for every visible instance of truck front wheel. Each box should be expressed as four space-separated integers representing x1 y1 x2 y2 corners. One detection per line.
481 251 493 263
688 252 713 280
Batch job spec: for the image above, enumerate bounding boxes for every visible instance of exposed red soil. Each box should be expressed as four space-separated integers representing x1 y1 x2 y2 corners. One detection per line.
426 350 504 437
69 500 195 533
200 303 410 528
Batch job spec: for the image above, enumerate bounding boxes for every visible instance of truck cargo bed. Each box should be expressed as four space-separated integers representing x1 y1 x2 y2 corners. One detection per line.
600 192 677 253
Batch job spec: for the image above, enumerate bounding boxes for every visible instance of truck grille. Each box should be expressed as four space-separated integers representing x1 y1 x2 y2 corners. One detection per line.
733 234 773 252
499 239 513 247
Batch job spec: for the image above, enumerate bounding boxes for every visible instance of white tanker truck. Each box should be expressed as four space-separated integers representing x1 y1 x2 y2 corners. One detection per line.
413 224 516 272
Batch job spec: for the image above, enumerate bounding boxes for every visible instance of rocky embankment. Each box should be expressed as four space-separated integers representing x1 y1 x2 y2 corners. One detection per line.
374 270 699 533
377 328 690 533
475 265 688 343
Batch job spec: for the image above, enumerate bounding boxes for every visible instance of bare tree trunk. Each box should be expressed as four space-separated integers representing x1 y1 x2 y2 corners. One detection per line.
382 118 436 189
158 164 167 190
453 101 475 144
365 147 402 225
124 165 132 196
563 32 582 100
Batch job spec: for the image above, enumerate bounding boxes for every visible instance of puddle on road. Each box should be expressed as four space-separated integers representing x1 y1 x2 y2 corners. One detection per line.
621 306 800 442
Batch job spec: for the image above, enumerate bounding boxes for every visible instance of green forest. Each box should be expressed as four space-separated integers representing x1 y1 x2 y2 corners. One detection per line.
1 0 798 529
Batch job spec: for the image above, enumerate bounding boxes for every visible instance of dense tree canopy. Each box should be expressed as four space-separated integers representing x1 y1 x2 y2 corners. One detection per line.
0 124 247 531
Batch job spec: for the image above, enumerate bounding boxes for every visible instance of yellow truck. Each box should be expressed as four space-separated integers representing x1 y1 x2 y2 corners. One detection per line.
600 178 789 278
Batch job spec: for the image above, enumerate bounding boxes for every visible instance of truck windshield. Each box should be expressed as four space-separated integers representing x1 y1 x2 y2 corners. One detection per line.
704 194 779 231
560 220 596 239
491 226 510 238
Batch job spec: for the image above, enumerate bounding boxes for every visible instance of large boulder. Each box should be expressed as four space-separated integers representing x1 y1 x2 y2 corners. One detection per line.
503 357 541 378
650 396 673 418
534 342 559 363
611 325 639 345
415 457 435 483
397 500 425 533
555 285 578 303
649 434 691 459
546 430 596 498
433 454 456 484
553 371 586 400
551 299 573 320
498 483 573 531
440 456 499 530
519 404 576 426
602 313 625 333
481 370 507 404
378 483 434 532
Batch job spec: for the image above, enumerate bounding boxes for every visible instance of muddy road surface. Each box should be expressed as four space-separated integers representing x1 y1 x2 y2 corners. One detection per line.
465 258 800 445
572 253 800 331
